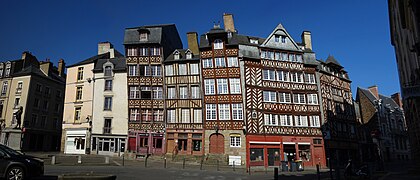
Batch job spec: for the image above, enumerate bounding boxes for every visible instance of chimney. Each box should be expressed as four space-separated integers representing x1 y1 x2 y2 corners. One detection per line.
301 31 312 51
187 32 199 55
391 93 403 108
223 13 236 33
58 59 65 77
98 42 113 55
39 61 52 76
368 85 379 99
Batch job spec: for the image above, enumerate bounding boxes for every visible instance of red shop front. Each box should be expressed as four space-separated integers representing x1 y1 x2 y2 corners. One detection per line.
246 135 326 168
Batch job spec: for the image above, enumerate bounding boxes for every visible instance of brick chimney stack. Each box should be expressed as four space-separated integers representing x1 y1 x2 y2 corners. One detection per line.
301 31 312 51
187 32 199 55
391 92 403 108
58 59 65 77
368 85 379 99
223 13 236 33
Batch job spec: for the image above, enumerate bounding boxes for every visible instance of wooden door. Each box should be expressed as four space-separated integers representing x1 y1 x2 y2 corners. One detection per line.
167 139 175 154
209 133 224 154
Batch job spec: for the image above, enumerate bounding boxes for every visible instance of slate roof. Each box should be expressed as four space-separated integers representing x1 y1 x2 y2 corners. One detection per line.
325 55 342 67
164 49 199 63
93 57 126 73
12 63 65 83
123 24 180 45
67 53 111 68
358 87 379 103
357 87 400 109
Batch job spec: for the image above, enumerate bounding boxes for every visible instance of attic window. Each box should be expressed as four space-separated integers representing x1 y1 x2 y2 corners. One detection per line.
104 66 112 76
275 35 280 42
281 36 286 43
174 52 180 60
186 52 192 59
250 39 258 44
214 39 223 50
140 33 148 41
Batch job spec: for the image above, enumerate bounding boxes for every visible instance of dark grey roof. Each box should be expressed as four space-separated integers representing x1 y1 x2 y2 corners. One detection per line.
164 49 199 63
358 87 378 103
199 32 265 48
13 64 65 83
67 53 111 68
379 94 400 108
93 57 126 73
325 55 342 67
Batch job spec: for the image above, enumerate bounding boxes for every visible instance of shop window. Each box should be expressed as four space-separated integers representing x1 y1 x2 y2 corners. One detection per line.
192 133 202 151
178 139 188 151
250 148 264 163
298 145 311 161
139 136 148 148
153 138 163 149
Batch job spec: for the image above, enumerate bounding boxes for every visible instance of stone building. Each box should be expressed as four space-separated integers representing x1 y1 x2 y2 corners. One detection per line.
62 42 122 154
356 86 410 164
0 52 65 151
124 24 183 156
163 32 204 156
388 0 420 162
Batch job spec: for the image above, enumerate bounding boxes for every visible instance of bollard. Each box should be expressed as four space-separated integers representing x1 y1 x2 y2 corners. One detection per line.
248 166 251 175
316 164 321 180
200 159 203 170
51 155 56 165
105 157 109 164
274 167 279 180
122 155 125 166
145 156 148 168
233 161 235 171
164 157 167 168
183 157 186 169
77 155 82 164
328 158 333 180
217 160 220 171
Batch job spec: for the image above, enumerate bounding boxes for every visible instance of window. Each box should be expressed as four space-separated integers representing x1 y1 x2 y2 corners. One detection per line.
309 116 320 127
228 78 240 94
178 64 187 75
0 100 4 117
151 66 161 76
191 86 200 99
250 39 258 44
104 66 112 76
44 86 50 96
279 92 291 103
140 33 148 41
5 65 10 77
139 47 148 56
167 109 176 123
313 139 322 144
282 52 288 61
296 54 303 62
232 104 243 120
167 87 176 99
263 91 277 102
215 57 226 67
190 64 199 75
275 35 280 42
290 72 304 83
165 65 174 76
14 98 20 108
56 90 62 98
307 94 318 105
139 65 151 76
293 94 306 104
1 81 8 96
193 109 202 123
74 107 81 121
104 97 112 110
127 47 137 56
202 58 213 68
214 39 223 49
218 104 230 120
140 87 151 99
150 47 160 56
304 73 316 84
139 135 148 148
76 86 83 100
129 86 140 99
204 79 215 95
279 115 293 126
153 109 163 122
186 52 192 59
217 79 228 94
264 114 278 126
181 109 190 123
141 109 152 122
263 69 276 81
0 67 3 77
16 82 23 93
31 114 38 126
260 50 267 59
295 115 308 127
128 65 138 76
227 57 238 67
289 54 296 62
77 67 84 81
103 118 112 134
43 100 49 109
105 80 112 91
36 84 42 93
152 87 163 99
130 109 140 121
179 86 188 99
33 98 39 108
230 135 241 147
275 52 280 60
281 36 286 43
206 104 217 120
277 71 289 82
267 51 274 60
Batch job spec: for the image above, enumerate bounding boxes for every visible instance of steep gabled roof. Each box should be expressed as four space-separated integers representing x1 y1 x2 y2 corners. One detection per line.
357 87 378 103
93 57 126 73
260 24 301 51
67 53 110 68
325 55 343 67
164 49 199 63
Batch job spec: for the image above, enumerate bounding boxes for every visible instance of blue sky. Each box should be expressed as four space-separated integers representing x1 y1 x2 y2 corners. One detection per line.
0 0 399 96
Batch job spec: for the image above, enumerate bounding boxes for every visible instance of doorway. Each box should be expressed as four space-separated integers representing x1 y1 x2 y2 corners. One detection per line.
209 133 224 154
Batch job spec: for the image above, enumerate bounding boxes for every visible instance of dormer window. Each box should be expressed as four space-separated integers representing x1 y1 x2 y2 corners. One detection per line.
5 63 11 77
174 51 180 60
250 39 258 44
186 51 192 59
140 32 148 41
281 36 286 43
104 66 112 76
214 39 223 50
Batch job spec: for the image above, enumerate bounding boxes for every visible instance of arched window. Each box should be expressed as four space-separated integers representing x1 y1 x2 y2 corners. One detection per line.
214 39 223 50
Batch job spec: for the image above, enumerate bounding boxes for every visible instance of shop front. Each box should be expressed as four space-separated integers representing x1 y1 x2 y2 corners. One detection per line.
127 130 164 156
246 135 326 168
91 135 126 156
166 131 204 155
64 129 87 154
